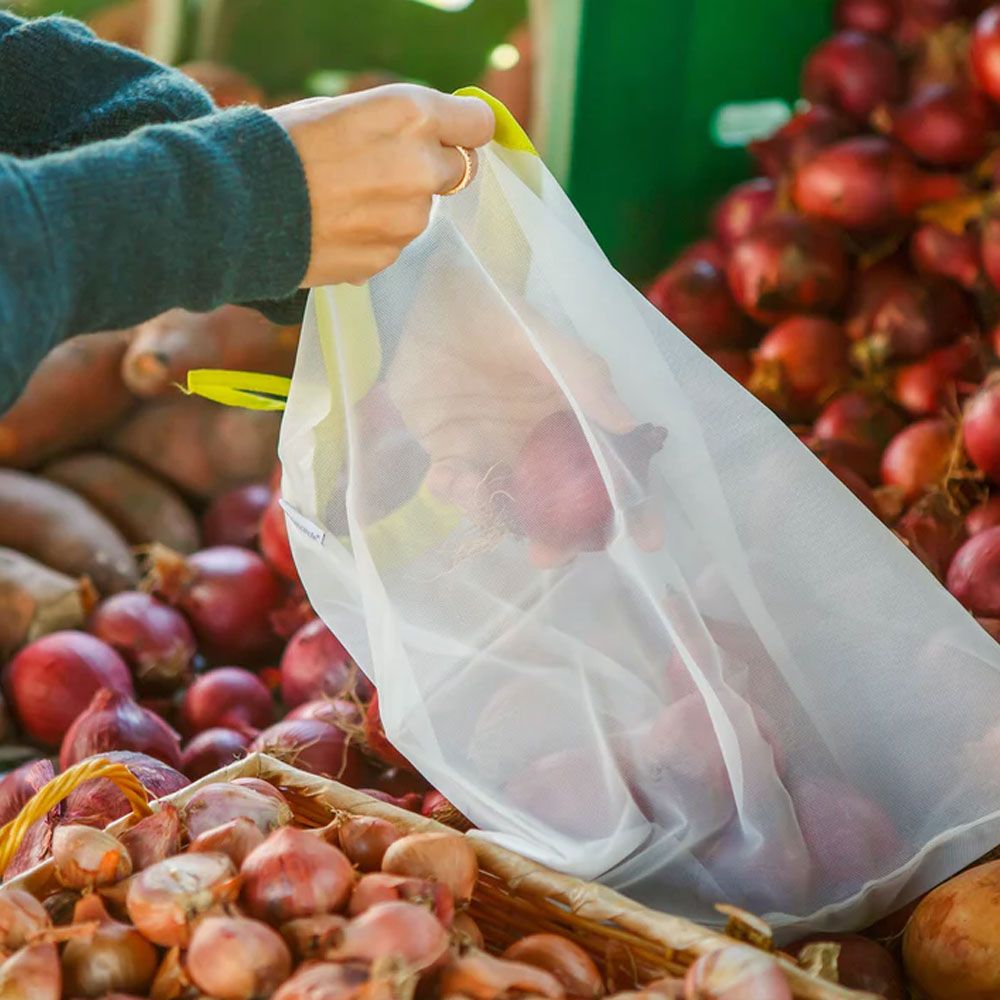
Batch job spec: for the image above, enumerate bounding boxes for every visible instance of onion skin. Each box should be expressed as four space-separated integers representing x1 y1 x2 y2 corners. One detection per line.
59 687 183 771
280 618 372 709
272 960 369 1000
0 942 61 1000
903 860 1000 1000
188 815 266 867
180 666 275 737
963 377 1000 483
880 419 954 502
440 950 565 1000
52 824 131 890
381 831 479 906
182 782 292 839
240 826 354 925
181 726 251 780
0 758 57 879
726 214 849 324
972 6 1000 103
503 934 604 999
790 933 903 999
748 106 852 179
946 525 1000 616
186 915 292 1000
251 717 367 784
967 496 1000 535
126 851 239 947
338 815 401 871
363 692 416 772
62 750 188 827
202 483 270 549
801 30 901 119
685 945 792 1000
6 630 133 747
88 591 195 694
118 804 182 871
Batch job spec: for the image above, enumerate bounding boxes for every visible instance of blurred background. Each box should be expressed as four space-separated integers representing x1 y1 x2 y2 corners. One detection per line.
1 0 831 285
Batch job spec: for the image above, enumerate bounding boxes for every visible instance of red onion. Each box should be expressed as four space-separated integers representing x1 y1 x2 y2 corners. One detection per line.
711 178 777 251
983 205 1000 294
287 697 363 729
963 376 1000 482
511 411 666 551
5 631 133 748
0 759 56 879
280 618 372 709
60 688 182 771
825 460 882 518
881 419 955 501
814 391 905 459
801 30 901 119
749 105 853 179
260 493 300 584
358 788 423 812
835 0 898 33
968 496 1000 535
364 691 416 772
893 339 979 417
726 214 849 324
119 804 182 871
422 790 473 831
145 545 282 664
270 586 319 641
674 238 727 269
182 782 291 839
947 525 1000 615
646 258 750 351
972 6 1000 102
846 261 974 361
911 224 982 289
88 591 195 695
181 727 251 780
251 718 367 784
885 85 995 167
752 317 850 413
62 750 188 827
794 137 964 230
707 349 753 387
202 482 271 548
790 933 904 999
377 766 429 798
180 666 274 736
979 616 1000 641
896 493 967 580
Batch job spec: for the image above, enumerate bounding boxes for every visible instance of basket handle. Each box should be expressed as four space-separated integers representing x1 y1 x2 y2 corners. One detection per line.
0 758 153 877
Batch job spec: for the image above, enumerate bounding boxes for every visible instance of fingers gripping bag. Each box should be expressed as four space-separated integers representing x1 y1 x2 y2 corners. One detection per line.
191 90 1000 935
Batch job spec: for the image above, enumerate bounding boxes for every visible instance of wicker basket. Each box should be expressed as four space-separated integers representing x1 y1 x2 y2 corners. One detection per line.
0 752 878 1000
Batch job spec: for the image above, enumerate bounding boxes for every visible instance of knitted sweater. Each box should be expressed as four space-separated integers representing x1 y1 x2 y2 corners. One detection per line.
0 11 312 412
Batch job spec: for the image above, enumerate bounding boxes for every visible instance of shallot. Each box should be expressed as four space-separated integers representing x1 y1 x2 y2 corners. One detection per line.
503 934 604 999
260 492 299 583
712 178 777 251
188 815 266 867
0 943 60 1000
332 901 450 971
967 496 1000 535
893 339 979 416
118 805 182 871
748 105 851 179
349 872 455 925
52 824 131 890
381 830 479 905
202 482 271 548
835 0 897 33
338 815 401 871
440 950 565 999
791 933 904 999
972 5 1000 102
186 915 292 1000
181 782 291 839
910 224 982 290
272 960 369 1000
0 889 50 951
251 717 367 783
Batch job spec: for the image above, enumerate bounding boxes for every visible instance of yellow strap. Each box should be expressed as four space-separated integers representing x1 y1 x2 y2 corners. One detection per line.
454 86 539 156
185 369 290 411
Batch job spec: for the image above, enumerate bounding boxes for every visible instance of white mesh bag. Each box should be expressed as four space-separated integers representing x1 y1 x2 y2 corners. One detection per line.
268 91 1000 934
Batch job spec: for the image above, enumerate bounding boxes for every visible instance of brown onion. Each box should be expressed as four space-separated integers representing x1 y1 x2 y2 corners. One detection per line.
59 687 182 771
381 831 479 906
440 950 565 999
53 824 131 890
241 827 354 925
0 889 50 951
181 782 291 839
0 942 60 1000
504 934 604 999
273 961 369 1000
279 914 348 962
119 805 181 871
189 815 266 867
62 751 188 827
332 901 449 970
126 851 239 947
349 872 455 926
903 860 1000 999
62 894 157 998
338 815 401 871
684 945 791 1000
186 915 292 1000
181 726 251 780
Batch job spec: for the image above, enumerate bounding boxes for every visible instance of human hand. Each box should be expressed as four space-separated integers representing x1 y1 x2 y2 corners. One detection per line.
267 85 495 287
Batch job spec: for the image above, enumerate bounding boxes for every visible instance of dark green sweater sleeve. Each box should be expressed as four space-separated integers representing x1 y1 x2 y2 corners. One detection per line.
0 13 312 411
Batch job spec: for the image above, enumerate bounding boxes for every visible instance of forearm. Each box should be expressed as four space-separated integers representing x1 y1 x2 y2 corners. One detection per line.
0 107 311 411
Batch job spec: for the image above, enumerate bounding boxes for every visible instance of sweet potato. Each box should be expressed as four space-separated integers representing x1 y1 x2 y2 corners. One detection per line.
122 306 298 397
0 330 135 469
106 395 280 500
0 548 97 657
43 452 200 553
0 470 138 594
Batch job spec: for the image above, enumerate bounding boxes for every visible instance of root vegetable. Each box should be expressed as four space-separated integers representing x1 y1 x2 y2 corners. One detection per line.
967 496 1000 534
748 106 852 179
349 872 454 926
895 492 966 580
0 470 138 593
180 666 275 736
186 915 292 1000
946 525 1000 615
188 816 265 867
835 0 897 33
52 824 131 889
0 330 133 469
122 306 296 398
0 890 49 951
712 178 777 251
181 727 251 780
107 395 280 500
962 375 1000 482
813 391 904 473
503 935 604 999
281 618 372 708
181 782 291 839
118 805 182 871
911 224 982 289
260 493 300 583
0 548 96 657
363 692 416 772
287 697 363 729
880 419 954 502
202 483 271 549
0 759 56 879
0 942 61 1000
251 718 367 784
381 831 479 906
802 30 900 119
893 339 980 417
332 901 449 971
338 816 401 871
272 960 367 1000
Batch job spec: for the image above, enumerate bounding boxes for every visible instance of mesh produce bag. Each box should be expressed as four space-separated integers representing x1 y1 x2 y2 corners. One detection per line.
193 91 1000 934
